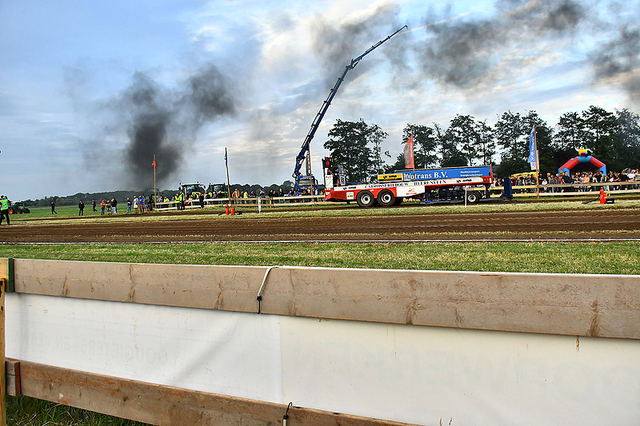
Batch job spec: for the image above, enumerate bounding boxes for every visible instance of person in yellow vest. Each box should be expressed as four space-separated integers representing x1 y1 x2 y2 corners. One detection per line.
0 195 10 225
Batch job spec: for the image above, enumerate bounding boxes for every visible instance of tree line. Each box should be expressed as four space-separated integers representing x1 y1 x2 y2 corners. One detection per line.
323 105 640 182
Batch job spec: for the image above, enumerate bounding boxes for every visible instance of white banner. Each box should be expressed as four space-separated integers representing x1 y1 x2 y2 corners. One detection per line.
6 293 640 425
6 294 283 403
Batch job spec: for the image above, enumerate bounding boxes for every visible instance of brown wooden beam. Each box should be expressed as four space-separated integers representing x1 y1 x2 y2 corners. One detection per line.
11 359 416 426
5 360 21 397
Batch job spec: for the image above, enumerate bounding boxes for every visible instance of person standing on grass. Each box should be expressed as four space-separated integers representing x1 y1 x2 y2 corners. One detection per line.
111 197 118 215
51 200 57 214
100 199 105 215
92 199 97 212
126 197 132 214
78 200 85 216
0 195 10 225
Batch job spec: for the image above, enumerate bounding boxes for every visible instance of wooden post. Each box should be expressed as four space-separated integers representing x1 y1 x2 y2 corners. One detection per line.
152 155 158 208
0 277 6 426
225 147 232 211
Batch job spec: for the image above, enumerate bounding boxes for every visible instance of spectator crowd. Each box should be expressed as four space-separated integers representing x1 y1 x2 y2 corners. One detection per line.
497 168 639 193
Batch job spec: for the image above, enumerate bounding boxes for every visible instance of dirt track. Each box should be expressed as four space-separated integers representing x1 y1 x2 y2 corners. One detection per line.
1 206 639 243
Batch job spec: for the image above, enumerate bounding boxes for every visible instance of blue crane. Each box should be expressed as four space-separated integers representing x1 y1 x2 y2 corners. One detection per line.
292 25 408 192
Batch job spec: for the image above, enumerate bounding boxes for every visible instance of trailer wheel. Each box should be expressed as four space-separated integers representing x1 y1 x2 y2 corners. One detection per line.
356 190 376 208
466 191 481 204
377 189 395 207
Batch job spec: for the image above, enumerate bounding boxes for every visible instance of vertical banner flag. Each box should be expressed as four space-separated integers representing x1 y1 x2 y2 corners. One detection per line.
528 125 537 166
404 136 414 169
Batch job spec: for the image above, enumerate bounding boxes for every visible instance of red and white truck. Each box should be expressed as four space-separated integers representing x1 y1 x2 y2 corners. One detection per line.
323 160 494 207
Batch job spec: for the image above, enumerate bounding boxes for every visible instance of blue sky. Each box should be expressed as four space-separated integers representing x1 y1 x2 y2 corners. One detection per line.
1 0 638 200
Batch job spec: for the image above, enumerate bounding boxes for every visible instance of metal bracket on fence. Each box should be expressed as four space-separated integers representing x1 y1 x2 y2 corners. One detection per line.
257 266 280 314
283 402 293 426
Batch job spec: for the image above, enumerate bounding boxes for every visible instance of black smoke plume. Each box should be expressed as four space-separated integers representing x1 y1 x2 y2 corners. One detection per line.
119 64 236 187
310 4 402 88
415 0 586 89
591 26 640 102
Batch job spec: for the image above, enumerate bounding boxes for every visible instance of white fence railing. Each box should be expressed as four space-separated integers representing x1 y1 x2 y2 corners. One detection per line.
492 180 640 197
155 195 326 211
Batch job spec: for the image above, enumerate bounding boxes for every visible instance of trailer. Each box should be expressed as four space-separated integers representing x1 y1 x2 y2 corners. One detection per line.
323 161 493 207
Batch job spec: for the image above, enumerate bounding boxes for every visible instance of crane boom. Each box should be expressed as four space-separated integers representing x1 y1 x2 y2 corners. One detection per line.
292 25 408 185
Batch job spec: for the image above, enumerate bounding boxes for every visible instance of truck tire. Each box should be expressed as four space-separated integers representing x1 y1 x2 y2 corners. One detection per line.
466 190 481 204
356 190 376 208
377 189 395 207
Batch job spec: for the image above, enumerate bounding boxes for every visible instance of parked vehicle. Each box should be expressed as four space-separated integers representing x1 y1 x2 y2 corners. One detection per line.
323 160 493 207
9 201 30 214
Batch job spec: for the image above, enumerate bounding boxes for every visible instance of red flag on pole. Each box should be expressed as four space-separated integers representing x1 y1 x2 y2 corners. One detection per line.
403 136 414 169
152 156 158 169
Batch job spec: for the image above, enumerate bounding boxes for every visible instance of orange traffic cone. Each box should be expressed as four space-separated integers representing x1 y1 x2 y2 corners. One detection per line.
599 188 607 204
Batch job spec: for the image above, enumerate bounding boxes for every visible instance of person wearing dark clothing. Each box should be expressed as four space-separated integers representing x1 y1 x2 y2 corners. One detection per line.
199 193 205 208
79 200 85 216
51 201 57 214
92 199 97 212
561 172 573 192
111 198 118 215
502 177 513 199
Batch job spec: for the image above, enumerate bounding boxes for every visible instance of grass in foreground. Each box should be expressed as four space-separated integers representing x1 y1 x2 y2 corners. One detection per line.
1 241 639 274
7 395 150 426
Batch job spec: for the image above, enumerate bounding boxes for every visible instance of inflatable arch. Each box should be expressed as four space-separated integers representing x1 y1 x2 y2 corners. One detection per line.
558 148 606 176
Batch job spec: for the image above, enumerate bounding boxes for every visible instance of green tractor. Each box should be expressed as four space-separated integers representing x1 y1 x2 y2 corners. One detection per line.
179 183 207 200
9 201 30 214
207 183 228 198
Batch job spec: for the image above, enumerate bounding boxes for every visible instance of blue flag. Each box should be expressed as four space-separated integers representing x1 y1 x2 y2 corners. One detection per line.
528 125 536 164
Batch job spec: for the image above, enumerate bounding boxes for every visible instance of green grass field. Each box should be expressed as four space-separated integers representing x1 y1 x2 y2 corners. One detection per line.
18 204 126 219
1 241 639 274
